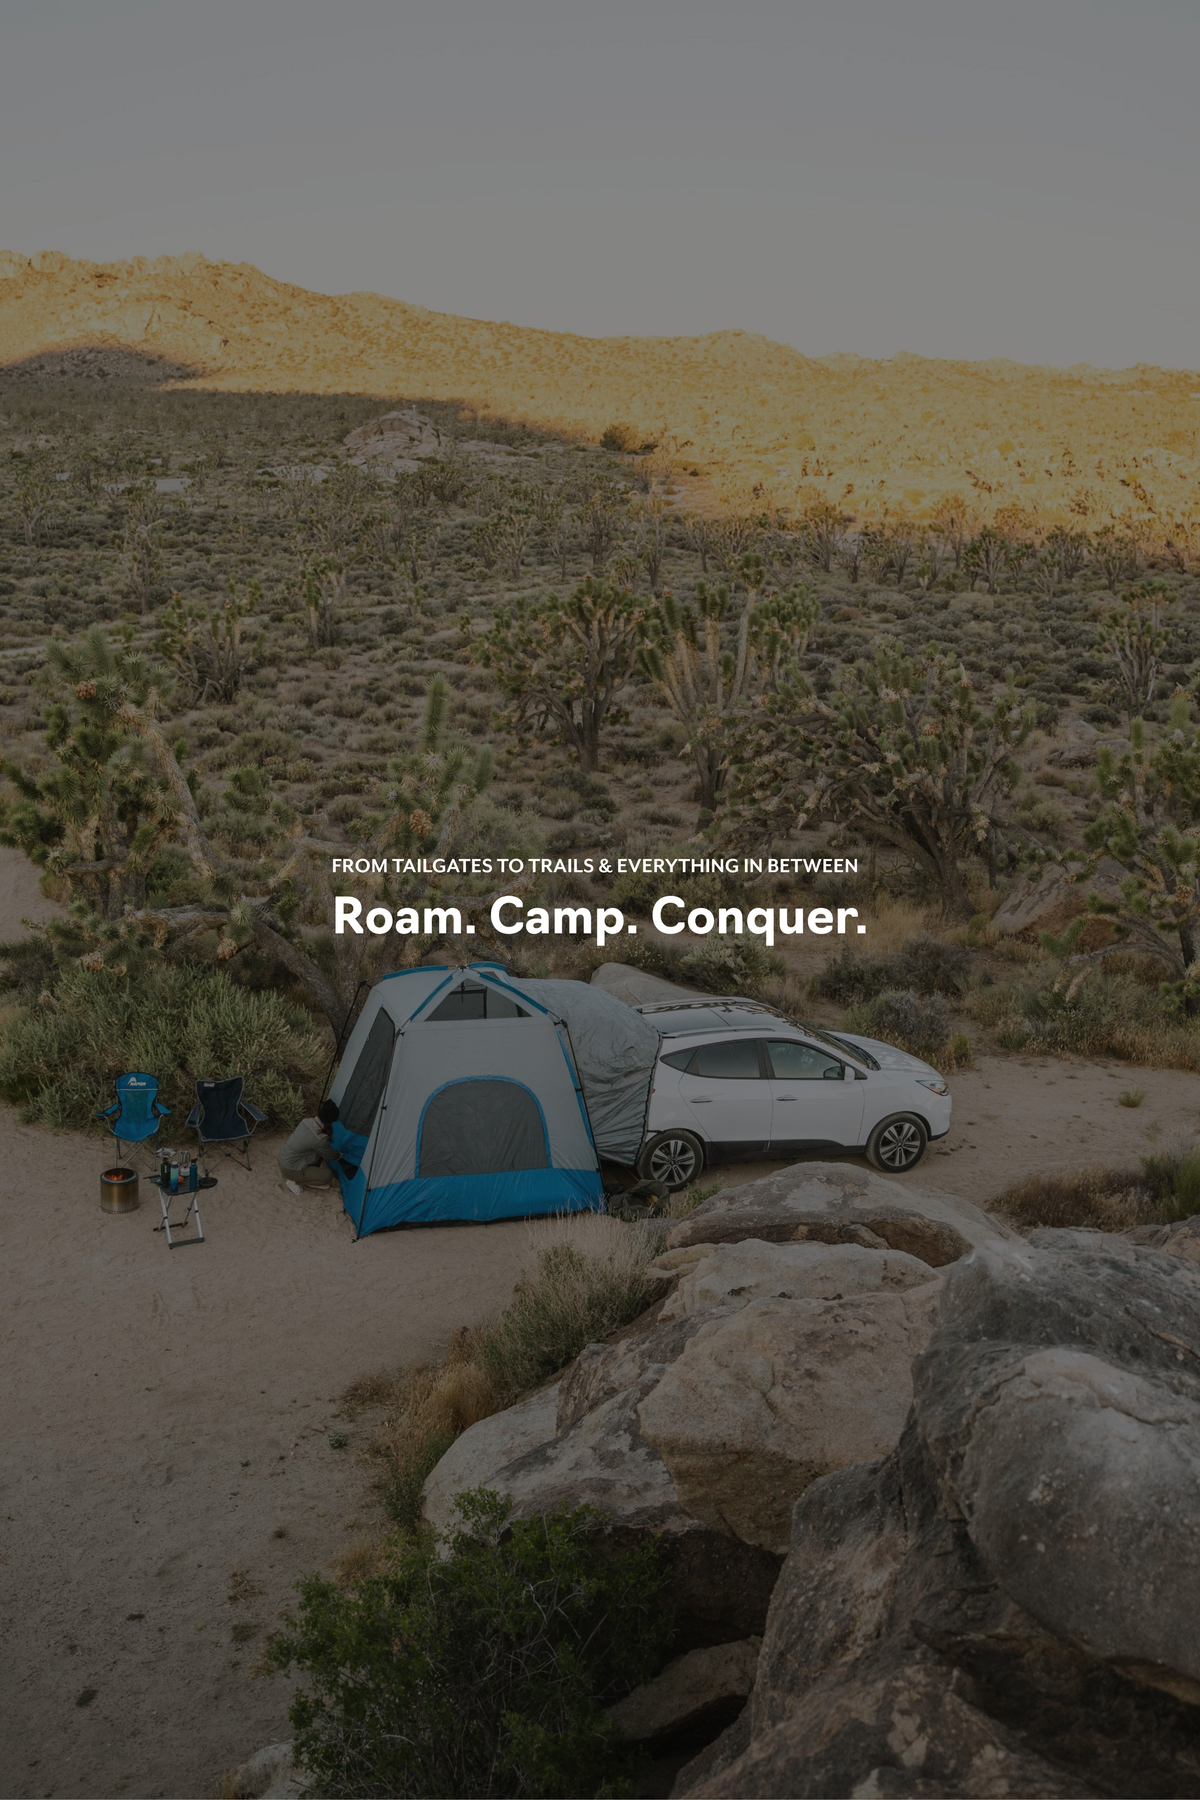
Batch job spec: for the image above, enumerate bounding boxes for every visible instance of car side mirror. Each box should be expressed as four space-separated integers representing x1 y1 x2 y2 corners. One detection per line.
844 1064 856 1081
823 1065 844 1081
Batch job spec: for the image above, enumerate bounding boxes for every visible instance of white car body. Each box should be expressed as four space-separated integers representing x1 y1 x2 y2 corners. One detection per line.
635 998 951 1182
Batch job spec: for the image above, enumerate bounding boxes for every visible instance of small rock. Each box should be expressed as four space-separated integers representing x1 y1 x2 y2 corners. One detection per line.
608 1637 761 1743
228 1741 304 1799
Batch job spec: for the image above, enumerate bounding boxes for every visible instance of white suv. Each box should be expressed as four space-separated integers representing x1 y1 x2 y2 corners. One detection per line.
633 999 951 1189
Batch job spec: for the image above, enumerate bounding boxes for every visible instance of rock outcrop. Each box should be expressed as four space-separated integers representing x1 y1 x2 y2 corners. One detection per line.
421 1190 997 1618
675 1230 1200 1798
665 1163 1018 1266
607 1638 762 1745
343 407 444 465
990 857 1127 937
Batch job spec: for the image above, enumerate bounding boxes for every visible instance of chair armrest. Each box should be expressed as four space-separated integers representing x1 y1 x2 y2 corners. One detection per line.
96 1103 118 1119
185 1104 202 1129
154 1101 172 1117
241 1102 269 1125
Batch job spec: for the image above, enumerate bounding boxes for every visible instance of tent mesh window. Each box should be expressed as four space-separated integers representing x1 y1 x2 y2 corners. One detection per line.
418 1079 548 1177
425 982 528 1021
340 1011 396 1137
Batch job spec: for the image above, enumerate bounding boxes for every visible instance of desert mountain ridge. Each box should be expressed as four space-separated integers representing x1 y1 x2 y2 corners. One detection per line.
2 247 1199 525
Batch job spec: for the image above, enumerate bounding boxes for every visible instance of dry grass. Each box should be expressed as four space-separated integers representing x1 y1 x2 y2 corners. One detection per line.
852 898 939 957
330 1534 393 1588
992 1144 1200 1232
991 1164 1154 1233
340 1213 670 1535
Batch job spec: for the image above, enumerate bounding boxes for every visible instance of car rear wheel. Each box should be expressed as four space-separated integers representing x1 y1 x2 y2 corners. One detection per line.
637 1130 705 1191
866 1113 927 1172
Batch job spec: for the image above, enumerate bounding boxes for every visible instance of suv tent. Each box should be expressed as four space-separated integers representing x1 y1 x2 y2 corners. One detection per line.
327 963 661 1235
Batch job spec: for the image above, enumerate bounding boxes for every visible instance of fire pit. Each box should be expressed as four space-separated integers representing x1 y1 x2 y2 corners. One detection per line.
100 1166 139 1213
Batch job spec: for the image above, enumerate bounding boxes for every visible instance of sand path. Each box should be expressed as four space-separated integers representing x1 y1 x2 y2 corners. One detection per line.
0 1116 539 1800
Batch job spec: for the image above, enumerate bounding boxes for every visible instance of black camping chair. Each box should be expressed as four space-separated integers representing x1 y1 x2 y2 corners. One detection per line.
186 1076 267 1173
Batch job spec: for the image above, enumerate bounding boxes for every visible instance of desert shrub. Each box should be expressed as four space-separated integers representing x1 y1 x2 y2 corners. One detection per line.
475 1226 661 1406
969 966 1200 1069
264 1488 672 1800
812 934 970 1005
843 989 951 1059
0 961 324 1126
992 1145 1200 1231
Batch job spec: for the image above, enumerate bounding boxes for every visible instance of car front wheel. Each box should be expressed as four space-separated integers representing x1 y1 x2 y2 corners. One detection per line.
637 1130 705 1191
866 1113 927 1172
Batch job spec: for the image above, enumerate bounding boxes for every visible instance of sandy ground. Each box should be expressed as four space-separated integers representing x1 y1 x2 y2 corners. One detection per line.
6 1056 1200 1799
0 1116 543 1800
0 846 63 936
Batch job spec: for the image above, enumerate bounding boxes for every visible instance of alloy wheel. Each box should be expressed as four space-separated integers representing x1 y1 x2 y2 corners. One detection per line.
648 1136 701 1187
875 1119 924 1169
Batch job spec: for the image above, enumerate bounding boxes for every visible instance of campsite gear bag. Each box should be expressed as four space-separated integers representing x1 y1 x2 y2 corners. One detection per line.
100 1166 139 1213
327 963 662 1236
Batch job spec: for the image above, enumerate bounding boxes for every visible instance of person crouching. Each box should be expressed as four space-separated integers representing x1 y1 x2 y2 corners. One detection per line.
279 1099 342 1195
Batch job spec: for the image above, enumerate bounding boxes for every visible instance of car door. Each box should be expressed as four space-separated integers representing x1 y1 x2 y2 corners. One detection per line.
676 1036 773 1157
765 1037 865 1153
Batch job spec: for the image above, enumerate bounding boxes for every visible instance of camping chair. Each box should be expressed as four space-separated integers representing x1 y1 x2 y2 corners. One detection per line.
96 1072 171 1172
186 1076 268 1174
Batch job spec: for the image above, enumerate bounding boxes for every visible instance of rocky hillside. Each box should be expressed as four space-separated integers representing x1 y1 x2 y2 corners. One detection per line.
3 249 1199 524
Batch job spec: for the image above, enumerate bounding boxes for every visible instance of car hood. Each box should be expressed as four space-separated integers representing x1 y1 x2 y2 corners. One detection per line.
828 1031 944 1079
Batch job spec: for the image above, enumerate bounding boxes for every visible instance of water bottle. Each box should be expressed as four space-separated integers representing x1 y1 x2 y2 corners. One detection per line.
169 1155 180 1195
188 1158 198 1193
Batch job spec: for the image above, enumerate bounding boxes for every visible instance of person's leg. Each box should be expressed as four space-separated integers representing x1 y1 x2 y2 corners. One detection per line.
296 1161 335 1187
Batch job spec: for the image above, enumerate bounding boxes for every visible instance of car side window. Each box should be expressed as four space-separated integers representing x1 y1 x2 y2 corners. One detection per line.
660 1048 696 1071
767 1040 844 1081
687 1038 765 1080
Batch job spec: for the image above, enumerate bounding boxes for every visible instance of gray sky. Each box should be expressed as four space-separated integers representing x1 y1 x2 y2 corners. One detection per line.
2 1 1197 369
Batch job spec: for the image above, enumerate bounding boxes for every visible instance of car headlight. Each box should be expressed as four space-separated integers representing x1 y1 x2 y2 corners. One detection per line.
915 1077 949 1096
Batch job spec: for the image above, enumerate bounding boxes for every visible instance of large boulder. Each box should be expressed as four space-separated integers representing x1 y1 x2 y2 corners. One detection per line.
423 1326 782 1646
676 1231 1200 1797
1123 1210 1200 1267
654 1238 936 1321
991 856 1127 937
666 1163 1017 1267
639 1283 942 1553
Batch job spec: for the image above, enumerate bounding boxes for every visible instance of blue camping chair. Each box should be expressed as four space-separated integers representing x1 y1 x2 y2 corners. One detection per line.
96 1071 171 1170
186 1076 268 1172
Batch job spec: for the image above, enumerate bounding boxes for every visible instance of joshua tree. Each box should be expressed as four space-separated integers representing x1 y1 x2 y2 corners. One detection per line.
159 581 266 704
1098 580 1173 722
475 576 644 772
1062 697 1200 1000
638 554 819 812
722 645 1032 917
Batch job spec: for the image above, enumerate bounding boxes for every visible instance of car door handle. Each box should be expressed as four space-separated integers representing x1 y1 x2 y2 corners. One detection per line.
776 1095 797 1101
690 1097 712 1103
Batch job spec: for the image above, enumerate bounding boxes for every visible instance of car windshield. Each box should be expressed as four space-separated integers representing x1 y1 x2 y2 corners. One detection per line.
799 1024 880 1070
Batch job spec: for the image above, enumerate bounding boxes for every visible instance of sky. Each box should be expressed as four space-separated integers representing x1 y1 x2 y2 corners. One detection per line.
1 1 1197 370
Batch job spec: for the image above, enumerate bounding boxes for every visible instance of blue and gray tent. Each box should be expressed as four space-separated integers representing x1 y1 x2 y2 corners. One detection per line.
327 963 662 1235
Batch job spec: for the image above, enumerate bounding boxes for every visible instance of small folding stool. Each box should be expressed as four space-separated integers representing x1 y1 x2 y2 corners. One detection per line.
153 1152 207 1249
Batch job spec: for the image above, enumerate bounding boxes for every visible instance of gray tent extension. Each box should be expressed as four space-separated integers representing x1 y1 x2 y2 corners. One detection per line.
327 963 661 1234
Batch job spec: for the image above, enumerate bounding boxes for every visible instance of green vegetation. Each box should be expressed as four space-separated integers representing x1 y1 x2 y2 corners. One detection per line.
993 1144 1200 1231
7 376 1200 1099
0 960 323 1126
263 1488 672 1800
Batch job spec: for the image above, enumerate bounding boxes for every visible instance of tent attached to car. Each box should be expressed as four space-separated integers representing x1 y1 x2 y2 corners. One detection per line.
327 962 661 1236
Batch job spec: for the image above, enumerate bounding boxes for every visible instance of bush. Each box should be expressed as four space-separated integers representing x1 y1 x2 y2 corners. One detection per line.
812 934 970 1006
969 966 1200 1069
264 1488 672 1799
992 1145 1200 1231
0 960 324 1127
843 989 951 1060
475 1228 661 1406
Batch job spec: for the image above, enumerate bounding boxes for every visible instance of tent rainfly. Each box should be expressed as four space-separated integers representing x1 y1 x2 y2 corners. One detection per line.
327 963 662 1235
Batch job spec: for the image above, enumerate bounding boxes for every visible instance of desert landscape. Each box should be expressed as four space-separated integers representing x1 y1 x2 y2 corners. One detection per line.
3 246 1200 1799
